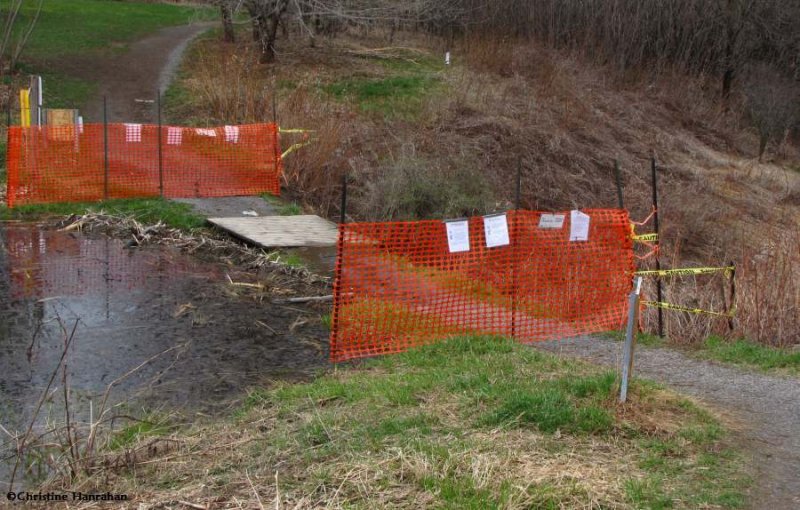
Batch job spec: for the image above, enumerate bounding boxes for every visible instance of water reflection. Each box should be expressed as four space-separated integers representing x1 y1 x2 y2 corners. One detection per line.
0 224 328 487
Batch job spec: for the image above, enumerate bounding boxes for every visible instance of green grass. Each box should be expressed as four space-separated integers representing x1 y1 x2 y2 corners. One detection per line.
628 399 749 508
216 336 747 508
698 336 800 374
324 75 439 118
261 193 303 216
0 198 206 230
602 330 666 347
602 331 800 376
3 0 214 112
96 336 748 507
12 0 214 60
108 417 173 450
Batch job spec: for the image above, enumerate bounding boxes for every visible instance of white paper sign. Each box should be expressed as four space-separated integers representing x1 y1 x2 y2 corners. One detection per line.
569 210 590 241
167 126 183 145
539 213 565 229
224 125 240 143
483 213 510 248
445 220 470 253
124 123 142 143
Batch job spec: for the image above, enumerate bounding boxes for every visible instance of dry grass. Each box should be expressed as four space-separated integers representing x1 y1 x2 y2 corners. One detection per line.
38 337 747 509
163 29 800 345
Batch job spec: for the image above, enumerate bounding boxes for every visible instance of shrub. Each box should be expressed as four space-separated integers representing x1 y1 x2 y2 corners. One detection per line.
362 153 495 220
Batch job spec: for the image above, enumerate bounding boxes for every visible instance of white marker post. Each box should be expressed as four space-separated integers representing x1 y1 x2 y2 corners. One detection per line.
619 276 643 403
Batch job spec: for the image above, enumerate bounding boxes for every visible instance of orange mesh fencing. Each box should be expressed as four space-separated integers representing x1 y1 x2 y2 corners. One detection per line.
330 209 634 362
6 122 281 207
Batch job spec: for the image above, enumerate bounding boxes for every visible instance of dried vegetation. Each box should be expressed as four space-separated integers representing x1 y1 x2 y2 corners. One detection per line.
166 28 799 346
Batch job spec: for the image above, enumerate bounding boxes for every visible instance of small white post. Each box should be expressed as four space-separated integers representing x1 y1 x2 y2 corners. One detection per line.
445 51 451 66
619 276 642 403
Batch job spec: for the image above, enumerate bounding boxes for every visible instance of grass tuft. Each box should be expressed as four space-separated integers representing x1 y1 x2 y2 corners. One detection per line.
701 336 800 374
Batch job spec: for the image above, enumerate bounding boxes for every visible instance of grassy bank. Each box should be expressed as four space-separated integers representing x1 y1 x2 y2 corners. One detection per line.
67 336 748 508
604 332 800 377
3 0 214 110
16 0 214 60
699 336 800 375
0 198 206 230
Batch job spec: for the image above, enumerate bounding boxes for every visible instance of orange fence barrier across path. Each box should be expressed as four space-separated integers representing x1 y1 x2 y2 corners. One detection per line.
330 209 635 362
6 122 282 207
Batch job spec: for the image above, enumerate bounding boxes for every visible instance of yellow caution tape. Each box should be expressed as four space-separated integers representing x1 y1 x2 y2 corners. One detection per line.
635 266 734 278
632 233 658 242
281 140 313 159
642 300 735 318
278 128 314 134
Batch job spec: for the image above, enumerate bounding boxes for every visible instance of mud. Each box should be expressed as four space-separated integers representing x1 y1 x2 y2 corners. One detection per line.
0 223 330 486
536 337 800 509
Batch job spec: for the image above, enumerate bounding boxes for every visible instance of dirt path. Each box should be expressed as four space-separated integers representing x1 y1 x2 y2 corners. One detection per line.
537 337 800 509
53 22 214 123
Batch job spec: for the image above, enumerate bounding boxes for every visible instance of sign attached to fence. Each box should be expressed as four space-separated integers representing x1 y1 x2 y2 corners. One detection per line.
569 210 591 241
330 209 634 362
445 220 470 253
484 213 510 248
539 213 565 229
5 122 282 207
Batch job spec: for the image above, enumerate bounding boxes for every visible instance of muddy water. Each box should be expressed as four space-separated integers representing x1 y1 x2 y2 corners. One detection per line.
0 223 329 486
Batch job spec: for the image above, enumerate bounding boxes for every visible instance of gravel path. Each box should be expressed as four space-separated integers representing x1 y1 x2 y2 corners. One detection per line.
537 337 800 509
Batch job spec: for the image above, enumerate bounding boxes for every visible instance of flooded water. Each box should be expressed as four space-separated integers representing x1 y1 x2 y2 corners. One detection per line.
0 223 329 488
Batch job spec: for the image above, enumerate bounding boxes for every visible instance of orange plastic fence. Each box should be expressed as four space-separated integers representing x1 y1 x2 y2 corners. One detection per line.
330 209 634 362
6 122 281 207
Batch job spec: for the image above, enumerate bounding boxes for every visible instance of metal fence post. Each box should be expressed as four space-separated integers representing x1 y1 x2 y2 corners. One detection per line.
157 92 164 198
103 96 109 200
651 157 663 337
512 158 522 340
620 276 642 403
614 159 624 209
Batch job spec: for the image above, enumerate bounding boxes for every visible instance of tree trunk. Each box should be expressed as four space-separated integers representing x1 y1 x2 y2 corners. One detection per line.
258 14 279 63
221 4 235 43
257 1 288 64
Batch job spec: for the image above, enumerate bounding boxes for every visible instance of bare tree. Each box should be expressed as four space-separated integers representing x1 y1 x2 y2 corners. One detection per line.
0 0 44 77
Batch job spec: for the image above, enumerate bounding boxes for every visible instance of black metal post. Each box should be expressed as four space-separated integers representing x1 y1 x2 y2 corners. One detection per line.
614 159 624 209
272 92 277 126
157 92 164 198
728 261 736 332
515 157 522 210
512 157 522 340
103 96 109 200
340 172 348 224
651 157 663 337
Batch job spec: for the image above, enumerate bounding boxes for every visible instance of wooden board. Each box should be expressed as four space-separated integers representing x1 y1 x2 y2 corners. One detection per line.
208 215 339 248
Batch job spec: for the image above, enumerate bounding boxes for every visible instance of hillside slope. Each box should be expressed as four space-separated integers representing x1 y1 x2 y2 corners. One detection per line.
166 31 799 345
